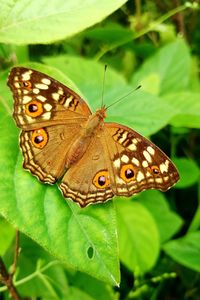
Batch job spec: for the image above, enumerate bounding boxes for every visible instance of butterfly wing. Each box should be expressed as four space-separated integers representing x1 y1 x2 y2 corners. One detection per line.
20 124 83 184
7 67 91 130
60 134 114 207
7 67 91 183
103 122 179 196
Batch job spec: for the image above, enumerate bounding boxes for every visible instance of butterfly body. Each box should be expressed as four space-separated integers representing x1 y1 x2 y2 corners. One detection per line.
66 108 105 167
7 67 179 207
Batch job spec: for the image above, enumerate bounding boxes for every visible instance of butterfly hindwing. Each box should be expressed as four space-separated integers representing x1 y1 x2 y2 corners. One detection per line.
20 124 82 184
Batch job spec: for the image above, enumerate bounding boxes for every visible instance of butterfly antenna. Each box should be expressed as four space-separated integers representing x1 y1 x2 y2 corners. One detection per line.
101 64 107 108
106 85 141 110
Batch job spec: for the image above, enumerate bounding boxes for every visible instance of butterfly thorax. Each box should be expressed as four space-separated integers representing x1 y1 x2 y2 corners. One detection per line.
65 107 106 168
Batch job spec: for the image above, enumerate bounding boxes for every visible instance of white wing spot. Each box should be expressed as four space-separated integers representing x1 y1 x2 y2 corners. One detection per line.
143 150 152 163
121 154 129 163
44 103 52 111
22 71 32 81
14 82 20 88
41 78 51 85
58 87 64 95
36 95 46 102
132 157 140 166
137 171 145 182
33 88 40 94
147 146 155 156
114 158 121 168
164 176 169 181
132 138 138 144
119 133 128 144
35 83 48 90
42 112 51 120
128 143 137 151
22 96 32 104
160 160 169 173
146 171 151 177
52 93 60 101
155 178 163 183
142 160 148 168
64 96 73 108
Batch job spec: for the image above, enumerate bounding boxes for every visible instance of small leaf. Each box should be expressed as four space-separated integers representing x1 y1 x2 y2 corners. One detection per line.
115 198 160 273
163 231 200 272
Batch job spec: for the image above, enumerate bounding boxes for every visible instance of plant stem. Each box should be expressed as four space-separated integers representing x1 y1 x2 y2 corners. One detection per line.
0 257 21 300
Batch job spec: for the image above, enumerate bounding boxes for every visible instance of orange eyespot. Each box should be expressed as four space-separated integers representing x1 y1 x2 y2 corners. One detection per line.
93 170 110 189
31 128 48 149
149 165 160 175
120 164 136 182
25 100 43 117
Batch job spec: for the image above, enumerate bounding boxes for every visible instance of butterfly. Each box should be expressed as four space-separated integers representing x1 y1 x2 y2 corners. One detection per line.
7 67 179 207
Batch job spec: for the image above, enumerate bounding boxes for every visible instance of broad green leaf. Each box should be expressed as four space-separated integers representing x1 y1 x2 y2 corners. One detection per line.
163 92 200 128
0 0 128 44
43 55 177 135
163 231 200 272
115 199 159 273
0 217 15 256
173 158 200 188
137 190 183 243
131 39 191 95
0 68 120 285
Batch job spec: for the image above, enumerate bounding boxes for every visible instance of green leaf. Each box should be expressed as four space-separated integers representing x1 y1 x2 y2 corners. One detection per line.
163 92 200 128
0 69 119 285
131 39 191 95
138 190 183 243
0 217 15 256
65 271 119 300
173 158 200 188
43 55 177 135
0 0 128 44
163 231 200 272
10 235 69 299
84 22 133 45
115 199 159 273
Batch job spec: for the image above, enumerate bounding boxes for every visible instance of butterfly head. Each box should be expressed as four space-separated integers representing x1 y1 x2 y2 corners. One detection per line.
96 105 107 120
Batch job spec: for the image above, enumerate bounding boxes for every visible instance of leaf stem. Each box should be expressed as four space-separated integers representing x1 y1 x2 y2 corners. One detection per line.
0 260 59 293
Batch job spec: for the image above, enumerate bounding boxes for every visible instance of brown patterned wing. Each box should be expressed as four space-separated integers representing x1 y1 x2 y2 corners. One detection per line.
102 123 179 197
7 67 91 130
60 135 114 207
20 124 82 184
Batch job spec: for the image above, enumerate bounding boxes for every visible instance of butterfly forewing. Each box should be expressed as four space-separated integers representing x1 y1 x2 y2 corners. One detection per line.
104 123 179 196
7 67 91 130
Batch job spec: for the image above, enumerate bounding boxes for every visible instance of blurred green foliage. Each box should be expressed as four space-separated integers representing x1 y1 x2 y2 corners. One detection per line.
0 0 200 299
